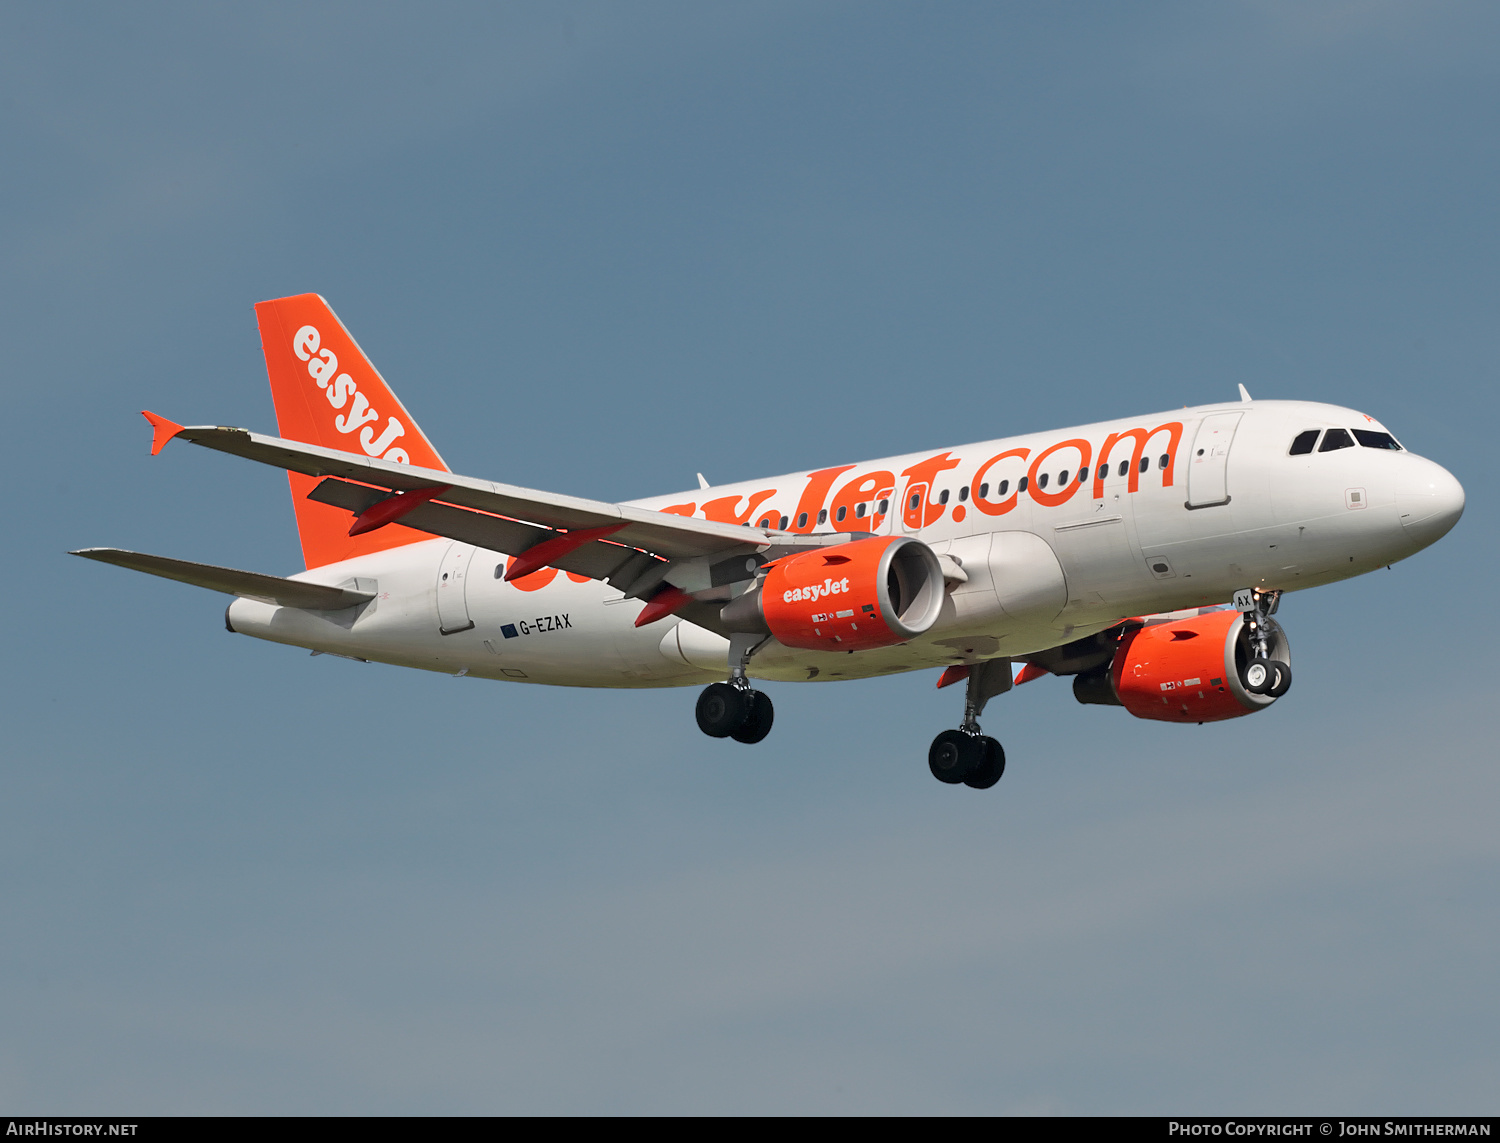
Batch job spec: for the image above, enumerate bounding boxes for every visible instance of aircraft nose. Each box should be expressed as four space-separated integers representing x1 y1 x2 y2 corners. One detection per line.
1396 458 1465 550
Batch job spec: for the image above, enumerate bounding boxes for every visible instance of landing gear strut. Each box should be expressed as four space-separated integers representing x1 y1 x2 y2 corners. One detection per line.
929 659 1010 789
1238 588 1292 699
695 633 775 744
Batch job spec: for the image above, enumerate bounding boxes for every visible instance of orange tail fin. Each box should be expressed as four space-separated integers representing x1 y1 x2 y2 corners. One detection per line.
254 294 451 569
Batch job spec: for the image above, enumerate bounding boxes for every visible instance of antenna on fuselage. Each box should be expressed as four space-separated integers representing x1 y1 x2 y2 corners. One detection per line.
1238 384 1253 403
697 473 711 490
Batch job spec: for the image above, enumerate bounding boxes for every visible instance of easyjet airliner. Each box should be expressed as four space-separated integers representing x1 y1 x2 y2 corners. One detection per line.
75 295 1465 789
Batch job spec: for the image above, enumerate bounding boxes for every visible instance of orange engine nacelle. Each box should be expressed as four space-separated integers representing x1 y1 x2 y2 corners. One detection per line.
721 536 945 652
1084 609 1291 723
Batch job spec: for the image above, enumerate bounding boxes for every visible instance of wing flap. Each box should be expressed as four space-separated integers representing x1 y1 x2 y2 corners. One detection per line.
304 478 681 586
71 548 374 610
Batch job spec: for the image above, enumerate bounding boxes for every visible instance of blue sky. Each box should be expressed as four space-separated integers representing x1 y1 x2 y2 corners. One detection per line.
2 2 1495 1113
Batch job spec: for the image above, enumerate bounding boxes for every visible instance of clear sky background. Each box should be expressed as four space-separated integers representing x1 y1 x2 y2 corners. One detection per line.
2 1 1495 1115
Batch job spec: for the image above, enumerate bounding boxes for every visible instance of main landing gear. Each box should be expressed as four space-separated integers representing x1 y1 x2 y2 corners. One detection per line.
696 682 775 744
929 658 1012 790
695 632 775 745
929 729 1004 788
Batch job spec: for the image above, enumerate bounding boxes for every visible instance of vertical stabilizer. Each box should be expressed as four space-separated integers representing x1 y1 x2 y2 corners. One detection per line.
255 294 450 569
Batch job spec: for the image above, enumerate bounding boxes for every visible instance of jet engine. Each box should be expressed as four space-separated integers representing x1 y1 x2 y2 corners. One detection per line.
1073 609 1291 723
720 535 945 652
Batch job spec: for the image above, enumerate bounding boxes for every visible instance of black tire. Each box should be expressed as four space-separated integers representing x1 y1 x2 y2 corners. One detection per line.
963 737 1006 789
1266 660 1292 698
1242 658 1274 695
929 729 980 784
730 690 775 744
696 682 750 738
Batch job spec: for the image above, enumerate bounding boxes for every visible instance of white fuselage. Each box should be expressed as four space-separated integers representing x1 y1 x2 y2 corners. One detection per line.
225 399 1464 688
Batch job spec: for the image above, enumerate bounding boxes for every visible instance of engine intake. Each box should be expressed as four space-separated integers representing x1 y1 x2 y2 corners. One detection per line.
721 536 945 652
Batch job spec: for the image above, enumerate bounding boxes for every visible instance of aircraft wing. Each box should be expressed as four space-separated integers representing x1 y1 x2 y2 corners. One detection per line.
154 419 828 596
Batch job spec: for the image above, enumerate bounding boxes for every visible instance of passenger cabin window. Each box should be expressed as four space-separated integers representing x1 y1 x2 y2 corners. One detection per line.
998 479 1009 496
959 486 969 501
817 509 828 525
1139 456 1149 473
878 498 889 514
1018 476 1028 492
1037 473 1049 489
855 503 867 518
1353 429 1403 451
1158 454 1170 469
1319 428 1355 452
1079 467 1089 482
1289 429 1320 455
1117 460 1129 477
938 489 950 504
797 512 808 528
1057 469 1070 485
836 505 847 522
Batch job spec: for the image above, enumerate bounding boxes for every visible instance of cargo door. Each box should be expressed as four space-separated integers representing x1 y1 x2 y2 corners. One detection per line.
436 542 477 634
1186 412 1243 508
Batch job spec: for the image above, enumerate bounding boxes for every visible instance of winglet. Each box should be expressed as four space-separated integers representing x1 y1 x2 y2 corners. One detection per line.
141 410 185 456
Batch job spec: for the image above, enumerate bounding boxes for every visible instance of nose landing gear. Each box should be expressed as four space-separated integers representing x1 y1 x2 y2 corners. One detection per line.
928 658 1011 790
1237 588 1292 699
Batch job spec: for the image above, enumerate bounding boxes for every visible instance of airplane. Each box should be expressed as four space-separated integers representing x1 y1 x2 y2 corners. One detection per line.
73 294 1465 789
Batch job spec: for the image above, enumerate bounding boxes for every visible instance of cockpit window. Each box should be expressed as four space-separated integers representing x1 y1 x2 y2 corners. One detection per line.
1319 428 1355 452
1288 430 1320 455
1353 429 1402 451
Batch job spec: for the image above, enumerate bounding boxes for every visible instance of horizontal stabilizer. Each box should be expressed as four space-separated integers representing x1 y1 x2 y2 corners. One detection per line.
70 548 374 610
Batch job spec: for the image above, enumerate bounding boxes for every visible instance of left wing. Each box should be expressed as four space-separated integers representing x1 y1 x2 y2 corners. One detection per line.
150 416 840 601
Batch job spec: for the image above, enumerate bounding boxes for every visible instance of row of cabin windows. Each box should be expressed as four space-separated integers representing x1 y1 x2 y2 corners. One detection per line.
769 501 899 529
974 454 1170 499
754 453 1173 529
1288 428 1402 455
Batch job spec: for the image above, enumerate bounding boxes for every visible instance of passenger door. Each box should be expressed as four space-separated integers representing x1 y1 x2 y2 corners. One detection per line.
1186 413 1243 508
436 542 477 634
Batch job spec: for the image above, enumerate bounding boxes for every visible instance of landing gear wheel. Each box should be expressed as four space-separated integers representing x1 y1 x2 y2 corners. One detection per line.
1243 658 1274 695
1266 660 1292 698
929 729 980 784
730 690 775 744
963 737 1005 789
696 682 750 738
